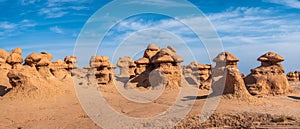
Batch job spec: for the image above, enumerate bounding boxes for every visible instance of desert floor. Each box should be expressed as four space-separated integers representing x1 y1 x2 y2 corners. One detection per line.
1 77 300 129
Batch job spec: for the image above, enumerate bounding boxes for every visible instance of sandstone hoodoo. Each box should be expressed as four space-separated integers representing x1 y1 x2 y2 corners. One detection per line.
183 62 212 90
49 60 69 79
89 56 113 85
117 56 135 77
64 56 78 75
244 52 291 95
211 52 251 98
130 44 184 89
197 63 212 90
287 71 299 82
36 56 53 79
6 48 23 69
24 52 42 67
0 49 11 70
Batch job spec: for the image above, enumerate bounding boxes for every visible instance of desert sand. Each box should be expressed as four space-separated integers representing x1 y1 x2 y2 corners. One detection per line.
1 45 300 129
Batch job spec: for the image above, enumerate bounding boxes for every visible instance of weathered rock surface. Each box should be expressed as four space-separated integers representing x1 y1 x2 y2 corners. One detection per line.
130 44 183 89
211 52 251 99
244 52 291 95
89 56 113 85
117 56 135 77
287 71 299 82
183 62 212 90
6 48 23 69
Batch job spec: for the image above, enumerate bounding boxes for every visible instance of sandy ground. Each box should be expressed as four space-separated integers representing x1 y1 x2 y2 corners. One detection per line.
1 77 300 129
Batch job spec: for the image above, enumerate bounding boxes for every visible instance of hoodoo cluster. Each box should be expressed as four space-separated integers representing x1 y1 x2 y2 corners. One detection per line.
0 44 296 99
0 48 78 98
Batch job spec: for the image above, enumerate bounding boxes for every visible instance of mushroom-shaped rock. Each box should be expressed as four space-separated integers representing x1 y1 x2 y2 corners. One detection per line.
117 56 134 77
143 44 161 59
64 56 78 69
40 52 53 61
88 55 113 85
151 48 184 64
257 52 284 63
244 52 290 95
135 57 149 64
24 52 42 67
36 57 53 79
211 52 251 99
135 58 149 75
90 56 110 68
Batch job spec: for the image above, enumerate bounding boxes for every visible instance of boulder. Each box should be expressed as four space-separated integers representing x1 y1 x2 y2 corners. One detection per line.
6 48 23 69
24 52 42 67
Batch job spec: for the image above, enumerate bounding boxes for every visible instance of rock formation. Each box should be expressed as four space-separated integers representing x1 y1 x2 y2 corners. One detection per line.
211 52 251 99
183 62 212 90
244 52 291 95
130 44 183 89
64 56 78 75
49 60 69 79
117 56 135 77
6 48 23 69
0 49 11 70
89 56 113 85
287 71 299 82
24 52 42 67
197 64 212 90
135 57 149 75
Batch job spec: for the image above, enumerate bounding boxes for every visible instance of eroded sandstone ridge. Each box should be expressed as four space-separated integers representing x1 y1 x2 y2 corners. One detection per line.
211 52 251 99
244 52 291 95
130 44 184 89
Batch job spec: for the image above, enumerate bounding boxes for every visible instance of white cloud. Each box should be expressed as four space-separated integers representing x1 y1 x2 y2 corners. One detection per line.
37 0 90 18
50 26 64 34
0 22 16 29
264 0 300 9
84 6 300 73
126 0 190 7
0 20 36 39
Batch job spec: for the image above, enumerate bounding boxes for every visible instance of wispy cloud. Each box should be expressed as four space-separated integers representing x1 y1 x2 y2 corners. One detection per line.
0 22 16 29
126 0 190 7
49 26 64 34
0 20 36 39
264 0 300 9
37 0 91 18
85 6 300 73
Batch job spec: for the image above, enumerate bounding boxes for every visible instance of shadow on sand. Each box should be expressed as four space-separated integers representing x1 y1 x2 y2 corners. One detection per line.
0 85 12 97
288 96 300 100
181 95 208 101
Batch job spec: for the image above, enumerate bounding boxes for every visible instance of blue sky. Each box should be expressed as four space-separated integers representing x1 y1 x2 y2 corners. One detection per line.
0 0 300 74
